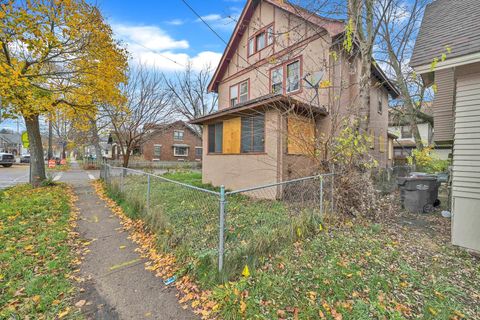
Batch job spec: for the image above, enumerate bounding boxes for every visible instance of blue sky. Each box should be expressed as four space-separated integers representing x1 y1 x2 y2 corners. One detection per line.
97 0 248 72
1 0 247 131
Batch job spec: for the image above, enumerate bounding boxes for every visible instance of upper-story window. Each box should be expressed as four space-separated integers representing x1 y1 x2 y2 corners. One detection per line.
378 95 383 114
230 80 249 107
270 58 302 95
286 60 300 93
173 130 184 140
248 24 274 56
271 67 283 94
401 125 413 139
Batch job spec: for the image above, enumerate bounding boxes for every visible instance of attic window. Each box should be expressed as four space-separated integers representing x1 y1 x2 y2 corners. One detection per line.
247 24 274 56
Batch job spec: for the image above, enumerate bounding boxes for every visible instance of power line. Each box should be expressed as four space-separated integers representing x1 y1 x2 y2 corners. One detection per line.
126 37 187 68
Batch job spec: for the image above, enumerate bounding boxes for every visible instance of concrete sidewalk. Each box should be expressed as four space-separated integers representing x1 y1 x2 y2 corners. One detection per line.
63 163 196 319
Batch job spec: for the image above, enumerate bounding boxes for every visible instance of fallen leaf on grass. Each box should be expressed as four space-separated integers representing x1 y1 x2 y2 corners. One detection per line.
32 295 41 304
58 308 70 318
75 300 86 308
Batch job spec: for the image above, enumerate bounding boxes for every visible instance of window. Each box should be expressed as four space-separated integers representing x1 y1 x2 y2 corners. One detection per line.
401 125 413 139
286 60 300 93
256 32 266 51
153 144 161 160
368 128 375 149
267 26 274 45
271 67 283 94
248 38 255 56
379 130 386 153
247 25 274 55
173 130 184 141
241 114 265 153
378 95 383 114
208 122 223 153
230 80 249 107
195 147 203 157
174 146 188 156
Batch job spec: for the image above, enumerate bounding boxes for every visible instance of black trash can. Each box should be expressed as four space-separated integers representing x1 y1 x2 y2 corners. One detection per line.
397 174 440 213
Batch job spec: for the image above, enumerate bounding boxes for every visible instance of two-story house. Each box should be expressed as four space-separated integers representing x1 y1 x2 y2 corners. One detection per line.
191 0 399 191
142 121 202 162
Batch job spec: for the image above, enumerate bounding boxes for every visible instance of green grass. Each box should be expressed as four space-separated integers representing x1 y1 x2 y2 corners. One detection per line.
105 171 479 319
106 171 323 287
0 184 81 319
213 224 479 319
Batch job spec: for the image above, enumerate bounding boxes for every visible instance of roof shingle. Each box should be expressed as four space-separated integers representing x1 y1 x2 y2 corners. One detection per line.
411 0 480 67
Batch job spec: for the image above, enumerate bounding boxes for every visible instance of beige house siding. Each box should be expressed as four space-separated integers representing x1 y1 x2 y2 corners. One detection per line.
432 68 455 144
451 62 480 252
201 109 281 190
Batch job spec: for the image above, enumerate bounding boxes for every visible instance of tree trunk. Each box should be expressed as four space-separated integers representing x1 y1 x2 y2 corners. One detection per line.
48 117 53 160
24 114 46 186
358 57 371 131
122 148 130 168
90 118 104 161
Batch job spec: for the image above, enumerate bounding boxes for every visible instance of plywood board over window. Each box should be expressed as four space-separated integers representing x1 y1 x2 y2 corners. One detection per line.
223 117 241 153
287 115 315 155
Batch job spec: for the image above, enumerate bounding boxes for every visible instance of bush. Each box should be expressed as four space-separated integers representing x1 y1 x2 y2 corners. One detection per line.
407 146 450 173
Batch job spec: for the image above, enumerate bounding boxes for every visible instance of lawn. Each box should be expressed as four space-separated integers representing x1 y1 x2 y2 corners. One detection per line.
106 170 323 286
0 184 81 319
105 171 479 319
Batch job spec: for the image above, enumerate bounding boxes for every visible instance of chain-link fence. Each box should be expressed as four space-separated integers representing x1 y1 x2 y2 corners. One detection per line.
101 164 334 281
106 159 201 171
372 165 414 194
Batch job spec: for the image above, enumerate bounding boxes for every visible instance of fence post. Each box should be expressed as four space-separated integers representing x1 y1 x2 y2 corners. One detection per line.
121 168 125 192
319 176 324 216
218 185 226 272
331 173 334 214
146 175 151 212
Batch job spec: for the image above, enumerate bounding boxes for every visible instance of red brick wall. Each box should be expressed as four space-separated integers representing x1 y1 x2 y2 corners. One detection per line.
141 123 203 162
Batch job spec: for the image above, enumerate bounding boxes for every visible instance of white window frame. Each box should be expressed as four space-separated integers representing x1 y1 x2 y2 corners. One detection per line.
230 80 248 107
271 66 283 94
286 60 300 93
173 130 184 141
153 144 162 160
256 32 266 51
267 26 274 45
173 146 188 157
248 38 255 56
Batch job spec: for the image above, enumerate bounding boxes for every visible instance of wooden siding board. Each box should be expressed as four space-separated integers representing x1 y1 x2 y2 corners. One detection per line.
432 68 455 143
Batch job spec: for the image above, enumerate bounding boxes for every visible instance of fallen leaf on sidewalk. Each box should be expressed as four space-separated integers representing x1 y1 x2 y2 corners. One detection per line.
119 245 126 249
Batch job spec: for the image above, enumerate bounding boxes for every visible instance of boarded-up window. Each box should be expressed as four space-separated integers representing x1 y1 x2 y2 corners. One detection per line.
208 123 223 153
368 128 375 149
388 138 393 160
223 117 241 153
287 115 315 155
379 130 386 153
241 114 265 153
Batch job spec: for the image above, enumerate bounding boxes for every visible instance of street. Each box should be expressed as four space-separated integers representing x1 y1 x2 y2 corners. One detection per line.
0 162 99 189
0 165 29 189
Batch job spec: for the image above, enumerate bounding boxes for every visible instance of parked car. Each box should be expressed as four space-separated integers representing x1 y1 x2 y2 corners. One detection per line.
0 152 15 167
20 154 30 163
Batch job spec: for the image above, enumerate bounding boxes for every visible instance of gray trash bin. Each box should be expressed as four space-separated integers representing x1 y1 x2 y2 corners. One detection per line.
397 174 440 213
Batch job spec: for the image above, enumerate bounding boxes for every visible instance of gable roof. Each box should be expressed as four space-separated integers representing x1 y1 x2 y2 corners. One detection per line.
144 120 201 138
207 0 345 93
410 0 480 68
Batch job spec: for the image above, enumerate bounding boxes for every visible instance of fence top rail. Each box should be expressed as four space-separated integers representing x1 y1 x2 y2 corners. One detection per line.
225 173 335 195
105 164 220 196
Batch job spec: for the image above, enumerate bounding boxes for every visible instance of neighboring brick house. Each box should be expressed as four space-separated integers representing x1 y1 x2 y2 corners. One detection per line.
190 0 399 191
142 121 202 162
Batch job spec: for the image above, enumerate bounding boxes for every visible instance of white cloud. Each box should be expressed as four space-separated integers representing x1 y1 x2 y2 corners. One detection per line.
196 11 240 31
165 19 186 26
199 14 223 22
111 22 222 72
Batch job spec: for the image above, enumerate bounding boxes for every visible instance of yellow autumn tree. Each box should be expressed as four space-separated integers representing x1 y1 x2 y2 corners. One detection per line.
0 0 127 185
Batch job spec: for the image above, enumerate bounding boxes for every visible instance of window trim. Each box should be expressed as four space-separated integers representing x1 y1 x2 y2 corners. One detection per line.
195 146 203 157
270 65 283 94
247 23 274 57
229 79 250 108
153 144 162 160
269 56 303 96
173 146 189 157
173 130 184 141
